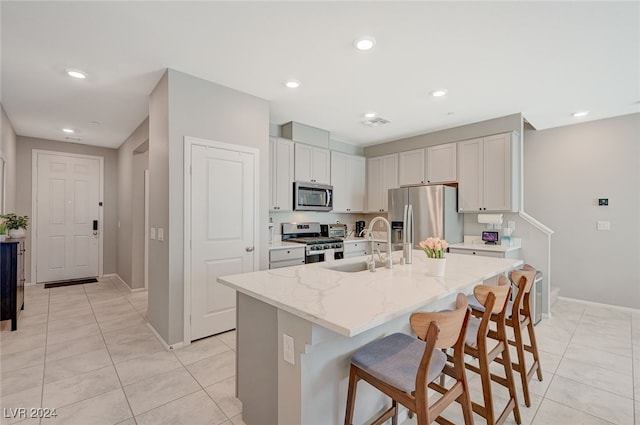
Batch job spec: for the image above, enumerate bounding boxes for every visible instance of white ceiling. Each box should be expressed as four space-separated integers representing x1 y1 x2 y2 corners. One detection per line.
2 1 639 149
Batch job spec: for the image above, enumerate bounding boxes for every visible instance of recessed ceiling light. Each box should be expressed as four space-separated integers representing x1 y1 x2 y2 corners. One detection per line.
430 89 448 97
354 36 376 51
62 128 75 133
572 111 589 117
364 112 376 118
284 79 301 89
65 68 87 79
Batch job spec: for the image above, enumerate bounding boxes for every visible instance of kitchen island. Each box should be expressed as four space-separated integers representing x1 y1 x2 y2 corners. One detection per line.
218 251 523 425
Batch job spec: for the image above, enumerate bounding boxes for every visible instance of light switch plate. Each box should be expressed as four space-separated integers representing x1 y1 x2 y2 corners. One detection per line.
157 228 164 241
597 221 611 231
150 227 156 240
283 334 295 365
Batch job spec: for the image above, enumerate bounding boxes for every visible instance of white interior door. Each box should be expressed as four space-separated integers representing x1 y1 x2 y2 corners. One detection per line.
36 152 101 282
190 143 256 340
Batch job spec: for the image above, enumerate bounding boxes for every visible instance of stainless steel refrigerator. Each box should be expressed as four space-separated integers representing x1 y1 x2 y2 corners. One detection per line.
388 185 463 251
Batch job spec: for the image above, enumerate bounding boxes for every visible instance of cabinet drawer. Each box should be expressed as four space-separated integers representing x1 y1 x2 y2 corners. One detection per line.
449 248 504 258
270 247 305 262
269 258 305 269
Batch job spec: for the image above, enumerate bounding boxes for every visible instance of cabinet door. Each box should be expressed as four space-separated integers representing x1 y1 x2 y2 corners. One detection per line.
427 144 457 183
294 143 313 182
273 139 294 211
367 153 398 213
398 149 426 186
380 154 399 212
346 155 366 212
482 133 511 211
270 138 294 211
366 157 383 212
457 138 483 212
331 151 348 212
295 144 330 184
311 147 331 184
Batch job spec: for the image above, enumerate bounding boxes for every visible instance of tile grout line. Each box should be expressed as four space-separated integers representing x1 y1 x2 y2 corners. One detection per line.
180 345 237 424
37 285 51 425
86 278 139 425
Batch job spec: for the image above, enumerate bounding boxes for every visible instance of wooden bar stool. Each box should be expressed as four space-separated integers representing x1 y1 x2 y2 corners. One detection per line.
463 278 521 425
503 266 543 407
469 267 543 407
344 293 474 425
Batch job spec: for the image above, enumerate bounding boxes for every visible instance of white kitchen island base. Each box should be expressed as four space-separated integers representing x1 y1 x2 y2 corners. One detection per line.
222 252 523 425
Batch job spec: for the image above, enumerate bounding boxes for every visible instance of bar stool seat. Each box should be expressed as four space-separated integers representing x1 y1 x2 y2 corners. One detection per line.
344 293 474 425
351 333 447 393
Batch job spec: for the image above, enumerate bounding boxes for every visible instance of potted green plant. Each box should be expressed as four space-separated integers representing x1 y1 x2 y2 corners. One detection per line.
0 219 6 241
0 213 29 239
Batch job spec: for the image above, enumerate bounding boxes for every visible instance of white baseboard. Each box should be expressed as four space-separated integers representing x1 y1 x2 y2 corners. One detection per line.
558 296 640 313
147 322 185 351
103 273 136 292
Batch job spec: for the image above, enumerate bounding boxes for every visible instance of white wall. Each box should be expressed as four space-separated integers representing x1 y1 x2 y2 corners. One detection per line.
524 113 640 308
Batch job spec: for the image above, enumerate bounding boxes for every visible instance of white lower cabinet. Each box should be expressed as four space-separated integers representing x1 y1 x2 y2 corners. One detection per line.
343 241 369 259
269 247 305 269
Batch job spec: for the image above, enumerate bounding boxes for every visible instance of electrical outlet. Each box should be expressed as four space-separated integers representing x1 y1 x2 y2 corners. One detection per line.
597 221 611 231
283 334 295 365
507 221 515 230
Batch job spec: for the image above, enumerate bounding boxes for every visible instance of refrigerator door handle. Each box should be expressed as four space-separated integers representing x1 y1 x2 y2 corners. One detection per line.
407 204 414 245
403 205 409 244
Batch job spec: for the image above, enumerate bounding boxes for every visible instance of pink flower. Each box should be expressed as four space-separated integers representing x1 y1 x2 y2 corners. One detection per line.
419 236 448 258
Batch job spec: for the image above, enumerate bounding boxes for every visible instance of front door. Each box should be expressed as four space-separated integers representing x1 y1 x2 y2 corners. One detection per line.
190 141 256 340
35 152 101 283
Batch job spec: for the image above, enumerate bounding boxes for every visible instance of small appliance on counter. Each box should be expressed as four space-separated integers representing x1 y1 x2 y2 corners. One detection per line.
355 220 366 237
321 223 347 238
481 231 499 245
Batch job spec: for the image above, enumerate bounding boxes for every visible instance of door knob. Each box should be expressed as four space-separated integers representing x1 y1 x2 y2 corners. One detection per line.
246 247 254 252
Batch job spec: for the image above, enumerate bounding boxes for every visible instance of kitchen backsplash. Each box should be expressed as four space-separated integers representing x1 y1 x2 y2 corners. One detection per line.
270 211 386 238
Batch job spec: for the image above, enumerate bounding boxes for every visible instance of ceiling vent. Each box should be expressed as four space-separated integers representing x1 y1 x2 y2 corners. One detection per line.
65 136 83 142
362 117 390 127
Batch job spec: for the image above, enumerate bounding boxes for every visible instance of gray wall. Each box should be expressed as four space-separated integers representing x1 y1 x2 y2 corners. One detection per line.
524 113 640 308
15 136 118 283
148 69 270 346
364 113 522 157
148 72 171 344
117 118 149 288
131 150 148 290
1 105 17 212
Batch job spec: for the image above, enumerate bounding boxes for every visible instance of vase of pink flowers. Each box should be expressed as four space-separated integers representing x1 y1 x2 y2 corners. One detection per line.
419 237 448 277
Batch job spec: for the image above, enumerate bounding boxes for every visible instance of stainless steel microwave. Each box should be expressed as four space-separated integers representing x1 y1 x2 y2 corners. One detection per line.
293 181 333 211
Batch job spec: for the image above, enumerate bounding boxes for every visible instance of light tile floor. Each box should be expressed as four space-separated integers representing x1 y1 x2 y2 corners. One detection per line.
2 278 639 425
402 298 640 425
0 276 243 425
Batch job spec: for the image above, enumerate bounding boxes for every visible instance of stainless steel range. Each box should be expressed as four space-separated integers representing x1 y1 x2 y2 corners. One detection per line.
281 222 344 264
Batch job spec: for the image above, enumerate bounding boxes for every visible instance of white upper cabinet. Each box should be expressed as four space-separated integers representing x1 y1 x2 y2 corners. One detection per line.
398 149 426 185
269 138 294 211
294 143 330 184
367 153 399 213
331 151 366 213
426 143 457 183
398 144 457 186
457 132 519 212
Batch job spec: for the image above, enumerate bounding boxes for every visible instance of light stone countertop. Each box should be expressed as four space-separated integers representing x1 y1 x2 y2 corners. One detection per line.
218 251 523 337
449 238 522 253
268 240 306 250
